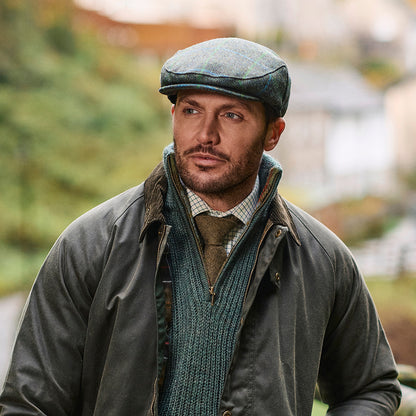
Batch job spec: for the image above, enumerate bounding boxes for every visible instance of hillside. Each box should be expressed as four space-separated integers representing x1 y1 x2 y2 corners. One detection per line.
0 0 171 293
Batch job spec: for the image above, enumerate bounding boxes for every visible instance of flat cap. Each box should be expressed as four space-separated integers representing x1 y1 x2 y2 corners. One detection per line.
159 37 291 117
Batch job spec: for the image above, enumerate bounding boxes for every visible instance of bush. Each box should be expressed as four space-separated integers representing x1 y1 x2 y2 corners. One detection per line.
0 0 171 293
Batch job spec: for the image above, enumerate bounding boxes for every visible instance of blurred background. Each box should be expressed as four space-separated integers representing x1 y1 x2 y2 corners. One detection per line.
1 0 415 412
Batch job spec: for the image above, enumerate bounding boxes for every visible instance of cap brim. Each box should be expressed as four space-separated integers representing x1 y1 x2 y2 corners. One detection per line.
159 84 260 103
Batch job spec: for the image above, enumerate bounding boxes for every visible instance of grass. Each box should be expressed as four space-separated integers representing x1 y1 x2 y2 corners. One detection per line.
366 276 416 367
312 400 328 415
366 276 416 320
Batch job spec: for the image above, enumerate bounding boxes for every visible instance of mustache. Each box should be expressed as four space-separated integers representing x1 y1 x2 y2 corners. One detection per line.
183 145 230 161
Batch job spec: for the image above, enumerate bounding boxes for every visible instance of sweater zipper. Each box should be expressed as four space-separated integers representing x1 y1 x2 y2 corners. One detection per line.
218 166 280 265
213 172 279 302
168 155 279 306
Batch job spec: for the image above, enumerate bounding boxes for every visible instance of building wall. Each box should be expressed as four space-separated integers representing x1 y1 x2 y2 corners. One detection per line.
270 110 328 190
385 76 416 173
269 106 395 206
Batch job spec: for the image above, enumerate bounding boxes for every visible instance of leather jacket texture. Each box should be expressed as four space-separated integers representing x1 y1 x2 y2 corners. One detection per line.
0 161 401 415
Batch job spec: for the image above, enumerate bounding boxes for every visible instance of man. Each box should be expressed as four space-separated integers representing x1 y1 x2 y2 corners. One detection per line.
0 38 401 415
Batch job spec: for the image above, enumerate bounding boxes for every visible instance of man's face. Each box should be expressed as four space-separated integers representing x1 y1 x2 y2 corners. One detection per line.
172 91 283 210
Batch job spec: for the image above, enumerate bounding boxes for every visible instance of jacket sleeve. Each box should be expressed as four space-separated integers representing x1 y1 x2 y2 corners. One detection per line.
317 250 401 415
0 227 96 415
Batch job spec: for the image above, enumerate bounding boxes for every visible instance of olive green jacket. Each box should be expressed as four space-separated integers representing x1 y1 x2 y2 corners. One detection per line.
0 160 401 415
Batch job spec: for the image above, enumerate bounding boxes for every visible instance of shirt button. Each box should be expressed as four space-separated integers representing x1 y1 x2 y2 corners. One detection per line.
223 411 232 416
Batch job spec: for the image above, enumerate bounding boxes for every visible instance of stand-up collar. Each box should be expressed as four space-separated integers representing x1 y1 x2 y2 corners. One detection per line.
140 146 300 245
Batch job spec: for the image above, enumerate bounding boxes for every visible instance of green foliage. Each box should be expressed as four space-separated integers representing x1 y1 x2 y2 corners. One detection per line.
312 196 404 247
359 57 401 88
366 278 416 319
45 20 76 54
0 0 171 293
403 167 416 191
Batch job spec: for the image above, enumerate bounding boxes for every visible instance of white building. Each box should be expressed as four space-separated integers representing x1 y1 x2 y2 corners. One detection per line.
269 64 396 207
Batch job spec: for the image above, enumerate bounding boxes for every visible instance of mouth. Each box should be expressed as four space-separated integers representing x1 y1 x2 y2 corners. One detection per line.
190 152 225 167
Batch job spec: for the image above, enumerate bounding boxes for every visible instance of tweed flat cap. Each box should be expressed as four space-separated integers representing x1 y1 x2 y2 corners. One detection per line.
159 37 291 117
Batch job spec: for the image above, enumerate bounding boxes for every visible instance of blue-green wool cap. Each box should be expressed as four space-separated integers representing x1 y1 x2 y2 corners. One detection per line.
159 37 291 117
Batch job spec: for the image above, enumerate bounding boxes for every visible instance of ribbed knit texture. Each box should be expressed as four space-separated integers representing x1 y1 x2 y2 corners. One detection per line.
158 145 282 415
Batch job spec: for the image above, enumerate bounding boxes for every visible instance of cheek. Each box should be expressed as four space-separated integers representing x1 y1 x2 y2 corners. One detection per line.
173 119 195 144
239 128 267 152
172 125 187 148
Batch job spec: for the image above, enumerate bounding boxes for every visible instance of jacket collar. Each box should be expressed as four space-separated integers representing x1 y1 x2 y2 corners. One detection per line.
140 155 301 246
139 162 167 242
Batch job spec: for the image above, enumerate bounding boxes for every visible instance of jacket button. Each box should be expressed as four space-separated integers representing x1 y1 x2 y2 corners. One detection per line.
275 272 280 282
275 229 282 238
223 411 232 416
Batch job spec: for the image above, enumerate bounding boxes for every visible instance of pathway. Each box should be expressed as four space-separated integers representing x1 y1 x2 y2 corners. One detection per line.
0 293 26 387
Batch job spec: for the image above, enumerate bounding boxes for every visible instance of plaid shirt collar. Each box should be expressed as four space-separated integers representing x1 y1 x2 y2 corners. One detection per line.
186 176 260 224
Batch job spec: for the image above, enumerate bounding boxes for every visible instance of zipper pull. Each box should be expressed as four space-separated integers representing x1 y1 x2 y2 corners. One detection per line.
209 286 216 305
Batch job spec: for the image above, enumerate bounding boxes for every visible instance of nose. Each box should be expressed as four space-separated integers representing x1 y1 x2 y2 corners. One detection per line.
197 113 220 145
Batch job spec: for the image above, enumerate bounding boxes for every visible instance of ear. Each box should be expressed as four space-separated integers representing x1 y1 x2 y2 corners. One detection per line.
264 118 285 151
171 104 176 116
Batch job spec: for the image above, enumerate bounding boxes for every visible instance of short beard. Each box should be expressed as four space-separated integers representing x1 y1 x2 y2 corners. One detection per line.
173 139 263 196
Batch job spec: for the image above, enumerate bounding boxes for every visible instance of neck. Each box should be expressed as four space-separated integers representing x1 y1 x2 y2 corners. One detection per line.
192 178 257 212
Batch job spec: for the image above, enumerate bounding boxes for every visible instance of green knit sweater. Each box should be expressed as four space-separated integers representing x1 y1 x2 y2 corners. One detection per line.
158 147 281 415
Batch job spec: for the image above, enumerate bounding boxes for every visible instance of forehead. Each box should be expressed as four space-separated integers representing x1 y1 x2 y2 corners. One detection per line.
176 90 264 114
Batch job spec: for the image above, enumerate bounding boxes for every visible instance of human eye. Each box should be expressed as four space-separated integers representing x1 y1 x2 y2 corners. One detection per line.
224 111 242 120
183 107 199 115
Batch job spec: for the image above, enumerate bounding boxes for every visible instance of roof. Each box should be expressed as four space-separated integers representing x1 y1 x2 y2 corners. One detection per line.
287 63 383 114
